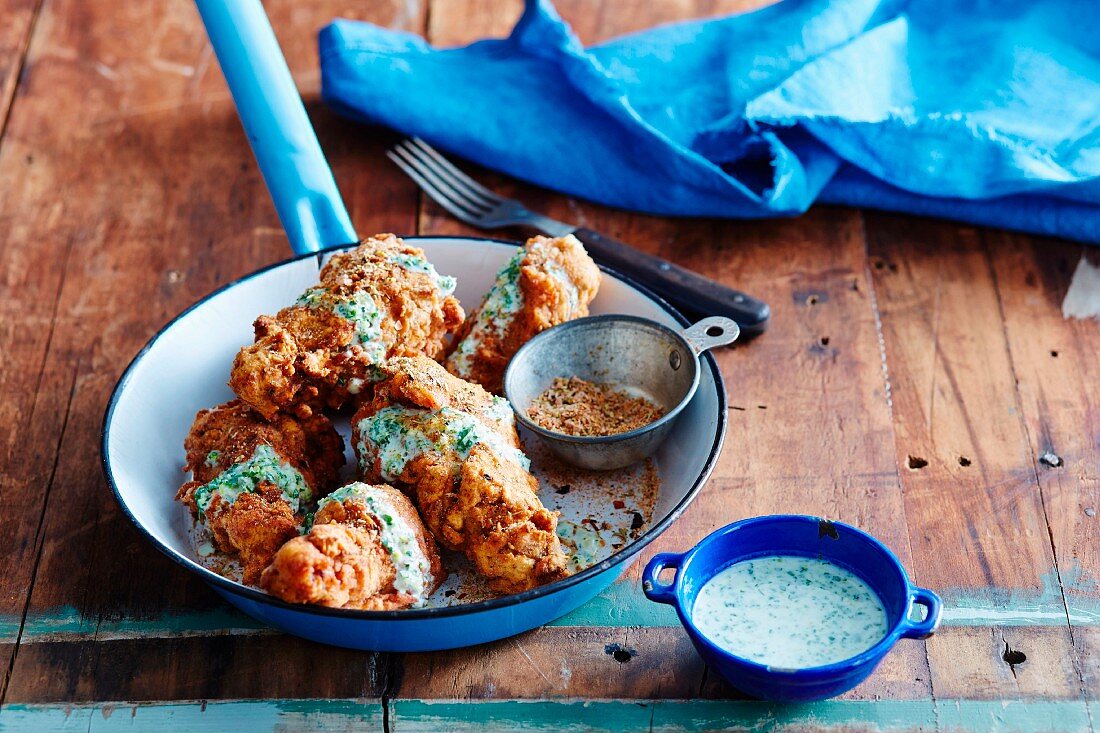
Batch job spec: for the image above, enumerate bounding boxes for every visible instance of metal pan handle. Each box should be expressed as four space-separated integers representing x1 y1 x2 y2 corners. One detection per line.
680 317 740 355
194 0 357 255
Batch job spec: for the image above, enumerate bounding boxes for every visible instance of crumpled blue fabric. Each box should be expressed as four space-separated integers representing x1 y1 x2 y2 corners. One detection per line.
319 0 1100 243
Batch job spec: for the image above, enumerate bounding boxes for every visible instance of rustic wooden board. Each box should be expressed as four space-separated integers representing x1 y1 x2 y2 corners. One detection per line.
862 214 1091 704
987 233 1100 689
0 0 422 704
0 0 39 131
0 0 1096 727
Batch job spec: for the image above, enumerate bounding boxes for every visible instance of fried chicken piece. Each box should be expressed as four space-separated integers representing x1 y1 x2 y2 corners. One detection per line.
176 400 345 584
260 483 445 610
353 356 570 594
209 489 299 585
231 234 465 419
456 445 568 592
178 399 344 492
445 234 600 394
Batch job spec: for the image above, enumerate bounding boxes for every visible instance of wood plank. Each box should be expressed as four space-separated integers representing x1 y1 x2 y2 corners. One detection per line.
4 635 391 703
7 623 1066 705
864 215 1058 592
926 626 1081 700
0 0 47 694
0 0 425 703
0 697 1093 733
991 238 1100 565
0 0 39 134
398 623 928 702
863 214 1086 704
427 0 778 45
985 233 1100 698
2 571 1093 648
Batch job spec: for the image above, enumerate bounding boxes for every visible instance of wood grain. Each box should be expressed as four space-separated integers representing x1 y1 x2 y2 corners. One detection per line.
5 635 392 703
985 233 1100 699
0 0 424 704
0 0 40 133
864 213 1058 586
864 213 1088 701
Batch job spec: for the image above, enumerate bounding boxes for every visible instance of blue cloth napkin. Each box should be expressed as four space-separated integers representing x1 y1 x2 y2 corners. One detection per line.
320 0 1100 243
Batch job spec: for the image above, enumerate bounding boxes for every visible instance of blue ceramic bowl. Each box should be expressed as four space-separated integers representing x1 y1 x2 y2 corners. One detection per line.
642 515 941 702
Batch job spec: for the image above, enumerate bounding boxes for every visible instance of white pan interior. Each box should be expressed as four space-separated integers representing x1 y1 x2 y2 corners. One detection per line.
104 238 723 605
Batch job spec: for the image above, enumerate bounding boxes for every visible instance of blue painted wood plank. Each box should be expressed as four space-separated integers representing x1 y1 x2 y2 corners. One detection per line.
2 567 1097 645
0 699 1090 732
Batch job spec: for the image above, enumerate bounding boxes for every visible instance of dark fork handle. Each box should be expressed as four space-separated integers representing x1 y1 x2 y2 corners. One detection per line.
571 228 770 337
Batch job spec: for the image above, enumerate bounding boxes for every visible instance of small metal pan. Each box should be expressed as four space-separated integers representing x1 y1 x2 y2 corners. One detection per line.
505 315 738 470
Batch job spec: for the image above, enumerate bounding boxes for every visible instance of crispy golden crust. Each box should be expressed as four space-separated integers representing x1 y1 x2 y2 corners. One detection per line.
368 355 520 438
260 485 445 610
446 234 600 394
353 356 570 594
230 234 464 419
175 400 345 584
259 523 393 608
176 399 344 509
458 446 569 592
206 488 300 585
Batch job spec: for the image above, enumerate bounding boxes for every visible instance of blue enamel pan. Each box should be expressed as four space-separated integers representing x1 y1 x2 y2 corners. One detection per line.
101 0 726 651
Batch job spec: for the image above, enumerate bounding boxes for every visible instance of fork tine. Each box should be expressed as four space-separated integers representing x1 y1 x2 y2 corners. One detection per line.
386 150 485 225
389 146 492 216
405 138 506 207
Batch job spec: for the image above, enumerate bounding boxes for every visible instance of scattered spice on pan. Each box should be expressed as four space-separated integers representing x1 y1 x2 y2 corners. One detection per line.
527 376 663 437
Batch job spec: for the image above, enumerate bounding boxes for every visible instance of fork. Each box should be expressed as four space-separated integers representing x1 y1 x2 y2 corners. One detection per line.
387 138 770 335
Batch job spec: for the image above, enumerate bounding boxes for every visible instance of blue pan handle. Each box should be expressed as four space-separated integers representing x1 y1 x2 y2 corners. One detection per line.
642 552 685 604
194 0 357 255
899 587 942 639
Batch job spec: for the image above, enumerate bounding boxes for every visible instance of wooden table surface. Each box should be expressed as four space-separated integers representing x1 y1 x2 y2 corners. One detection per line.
2 1 1098 730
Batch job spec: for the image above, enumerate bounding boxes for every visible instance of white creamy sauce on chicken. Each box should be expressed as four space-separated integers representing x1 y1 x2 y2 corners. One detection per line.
483 394 516 425
536 250 579 312
356 405 530 481
192 444 311 517
692 556 888 669
389 252 457 296
296 286 386 363
447 248 526 375
318 483 434 603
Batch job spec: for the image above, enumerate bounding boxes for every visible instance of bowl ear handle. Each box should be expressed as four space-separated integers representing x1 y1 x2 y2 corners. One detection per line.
900 587 943 639
642 552 685 604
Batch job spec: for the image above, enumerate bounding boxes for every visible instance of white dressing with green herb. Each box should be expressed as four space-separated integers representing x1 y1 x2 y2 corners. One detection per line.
296 286 386 363
318 482 435 603
390 252 457 296
540 254 579 311
484 395 515 425
447 248 525 376
192 445 311 518
357 405 530 481
692 556 888 669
